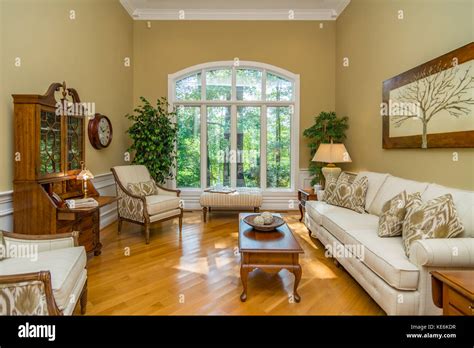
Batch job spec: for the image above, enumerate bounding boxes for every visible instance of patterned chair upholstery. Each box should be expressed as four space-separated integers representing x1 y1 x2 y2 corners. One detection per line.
0 231 87 315
111 165 183 244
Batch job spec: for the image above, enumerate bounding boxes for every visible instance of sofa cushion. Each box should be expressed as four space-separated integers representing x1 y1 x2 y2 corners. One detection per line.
305 201 344 226
146 195 181 215
402 194 464 256
322 210 419 290
378 191 422 237
368 175 429 216
355 171 389 211
0 247 86 310
422 184 474 238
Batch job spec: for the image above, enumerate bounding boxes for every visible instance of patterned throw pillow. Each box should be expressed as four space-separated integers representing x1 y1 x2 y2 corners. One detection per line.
127 180 159 196
322 176 338 202
402 193 464 256
378 191 422 237
323 172 355 202
326 175 368 213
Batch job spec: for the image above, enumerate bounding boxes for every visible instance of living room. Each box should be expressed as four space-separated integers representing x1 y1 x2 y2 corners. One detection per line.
0 0 472 346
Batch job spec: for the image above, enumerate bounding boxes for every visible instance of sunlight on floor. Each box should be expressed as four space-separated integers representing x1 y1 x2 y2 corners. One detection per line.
174 256 210 275
303 260 337 279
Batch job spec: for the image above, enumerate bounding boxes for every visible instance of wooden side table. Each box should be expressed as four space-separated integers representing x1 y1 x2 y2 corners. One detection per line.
431 270 474 316
298 188 318 222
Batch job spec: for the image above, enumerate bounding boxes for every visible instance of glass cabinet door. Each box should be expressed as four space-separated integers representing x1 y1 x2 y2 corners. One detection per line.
67 116 84 171
39 110 62 176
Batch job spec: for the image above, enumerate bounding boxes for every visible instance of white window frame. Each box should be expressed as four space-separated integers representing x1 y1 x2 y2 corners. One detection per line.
168 61 300 194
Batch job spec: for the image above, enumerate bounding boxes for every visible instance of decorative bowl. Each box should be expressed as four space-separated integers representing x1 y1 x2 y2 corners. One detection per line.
243 214 285 232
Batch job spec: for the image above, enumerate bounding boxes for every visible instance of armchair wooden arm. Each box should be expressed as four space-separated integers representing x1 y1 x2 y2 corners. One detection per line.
155 184 181 197
0 271 62 315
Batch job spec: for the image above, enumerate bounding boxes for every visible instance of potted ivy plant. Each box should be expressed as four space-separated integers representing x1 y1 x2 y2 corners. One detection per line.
303 111 349 186
125 97 178 184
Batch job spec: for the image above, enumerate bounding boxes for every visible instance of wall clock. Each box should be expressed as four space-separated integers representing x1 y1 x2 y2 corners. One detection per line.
88 113 113 149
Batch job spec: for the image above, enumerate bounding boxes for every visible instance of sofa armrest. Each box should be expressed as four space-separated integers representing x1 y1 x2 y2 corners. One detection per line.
409 238 474 267
0 271 62 315
2 231 79 253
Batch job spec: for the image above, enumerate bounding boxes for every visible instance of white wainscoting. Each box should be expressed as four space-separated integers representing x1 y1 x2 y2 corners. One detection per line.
0 173 118 232
0 169 314 230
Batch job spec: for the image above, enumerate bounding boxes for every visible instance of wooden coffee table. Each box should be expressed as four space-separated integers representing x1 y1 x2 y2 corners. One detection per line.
238 213 304 302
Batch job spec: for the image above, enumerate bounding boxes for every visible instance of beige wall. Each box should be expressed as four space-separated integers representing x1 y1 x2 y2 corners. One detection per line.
0 0 133 191
133 20 336 169
336 0 474 189
2 0 472 192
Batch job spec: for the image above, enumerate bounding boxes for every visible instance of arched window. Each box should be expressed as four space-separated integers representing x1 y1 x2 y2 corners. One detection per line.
168 61 299 192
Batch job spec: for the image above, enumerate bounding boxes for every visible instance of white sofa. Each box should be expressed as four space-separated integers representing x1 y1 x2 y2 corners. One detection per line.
0 232 87 315
304 171 474 315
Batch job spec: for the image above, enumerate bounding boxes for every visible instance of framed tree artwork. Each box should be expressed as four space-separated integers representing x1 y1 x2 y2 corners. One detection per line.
382 42 473 149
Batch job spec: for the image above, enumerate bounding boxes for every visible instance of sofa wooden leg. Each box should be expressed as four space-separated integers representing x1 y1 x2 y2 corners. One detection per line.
254 207 260 213
179 212 183 233
334 259 341 268
145 224 150 244
80 280 88 315
117 218 122 234
202 207 208 222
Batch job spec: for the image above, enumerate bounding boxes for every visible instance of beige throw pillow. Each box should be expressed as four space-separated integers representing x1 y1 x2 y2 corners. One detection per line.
326 175 368 213
127 180 159 196
323 172 355 202
402 193 464 256
322 176 338 202
378 191 421 237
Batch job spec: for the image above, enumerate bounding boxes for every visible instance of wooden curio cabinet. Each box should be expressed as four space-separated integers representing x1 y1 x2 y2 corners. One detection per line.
12 82 113 256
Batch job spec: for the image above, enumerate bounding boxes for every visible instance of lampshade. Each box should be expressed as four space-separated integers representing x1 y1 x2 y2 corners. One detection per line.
77 163 94 181
312 143 352 164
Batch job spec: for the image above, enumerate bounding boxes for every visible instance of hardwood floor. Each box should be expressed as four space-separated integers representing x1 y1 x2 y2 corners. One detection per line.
78 211 385 315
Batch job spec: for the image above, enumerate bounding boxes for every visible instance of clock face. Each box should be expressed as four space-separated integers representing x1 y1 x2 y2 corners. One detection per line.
98 117 111 146
88 114 113 149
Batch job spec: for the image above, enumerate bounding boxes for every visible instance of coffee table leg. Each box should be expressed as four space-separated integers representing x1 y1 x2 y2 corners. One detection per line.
240 265 249 302
292 265 302 303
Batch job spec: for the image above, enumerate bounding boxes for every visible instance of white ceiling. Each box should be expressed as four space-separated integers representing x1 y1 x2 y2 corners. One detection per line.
120 0 351 20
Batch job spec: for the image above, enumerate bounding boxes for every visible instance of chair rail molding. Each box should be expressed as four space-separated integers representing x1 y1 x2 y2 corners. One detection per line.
0 173 118 232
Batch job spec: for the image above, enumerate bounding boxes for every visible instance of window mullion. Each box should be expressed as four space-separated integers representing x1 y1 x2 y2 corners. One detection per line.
230 104 237 188
200 104 207 189
261 105 267 190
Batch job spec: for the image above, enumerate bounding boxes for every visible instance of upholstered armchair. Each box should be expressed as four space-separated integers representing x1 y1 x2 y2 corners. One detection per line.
111 165 183 244
0 231 87 315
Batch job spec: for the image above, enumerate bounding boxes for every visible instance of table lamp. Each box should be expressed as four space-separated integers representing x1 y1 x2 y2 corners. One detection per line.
312 141 352 185
77 161 94 197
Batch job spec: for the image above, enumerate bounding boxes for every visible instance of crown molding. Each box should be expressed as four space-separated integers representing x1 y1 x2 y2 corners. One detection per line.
119 1 352 21
334 0 351 17
120 0 135 17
